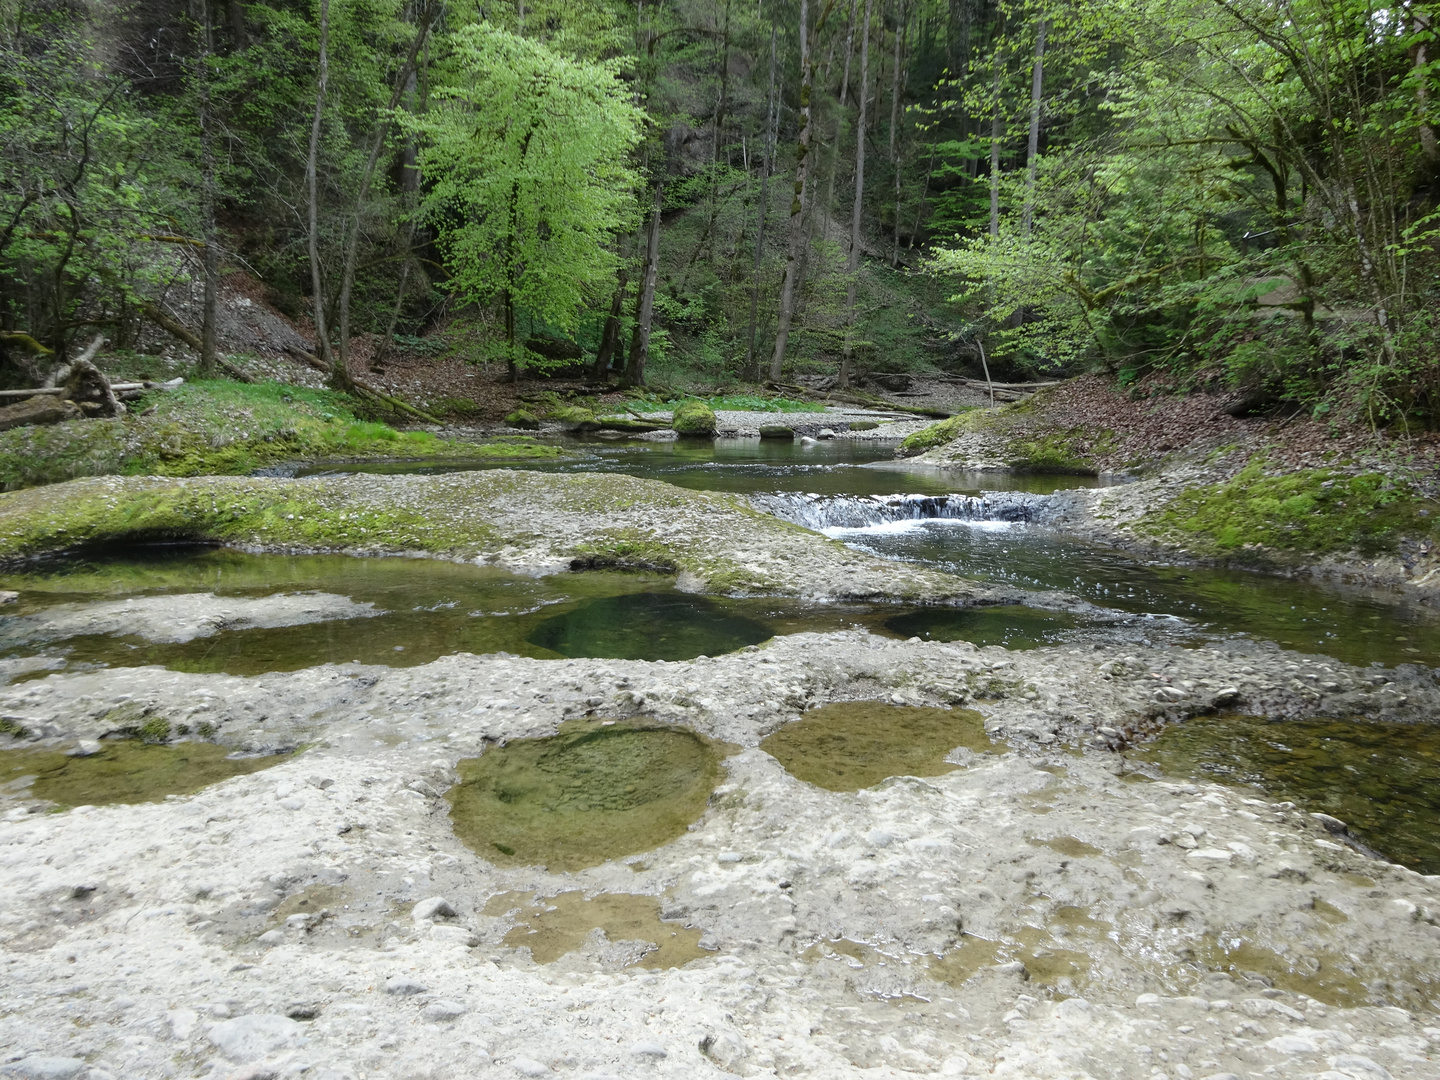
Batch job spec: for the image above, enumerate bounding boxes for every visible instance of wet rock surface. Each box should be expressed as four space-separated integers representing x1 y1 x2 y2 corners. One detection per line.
0 591 377 647
0 633 1437 1078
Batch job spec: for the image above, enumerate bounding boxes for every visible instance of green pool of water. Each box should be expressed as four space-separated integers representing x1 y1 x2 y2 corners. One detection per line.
0 740 290 807
1131 714 1440 874
446 719 733 870
882 604 1077 649
527 592 773 661
760 701 997 792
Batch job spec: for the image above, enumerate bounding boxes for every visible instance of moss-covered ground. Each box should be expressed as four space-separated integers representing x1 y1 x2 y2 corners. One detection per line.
0 380 558 490
1139 464 1440 557
901 397 1112 473
0 470 994 602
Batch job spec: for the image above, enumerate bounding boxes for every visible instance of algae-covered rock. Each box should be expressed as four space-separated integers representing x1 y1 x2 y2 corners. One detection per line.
505 409 540 430
671 400 717 437
849 420 879 431
758 425 795 440
550 405 597 431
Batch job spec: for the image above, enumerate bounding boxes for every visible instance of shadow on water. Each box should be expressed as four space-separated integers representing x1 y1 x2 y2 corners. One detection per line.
0 546 1086 675
1130 714 1440 874
446 719 733 871
882 605 1077 649
527 592 772 661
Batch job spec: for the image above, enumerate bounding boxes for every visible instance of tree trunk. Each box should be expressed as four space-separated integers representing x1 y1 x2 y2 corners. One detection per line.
769 0 815 382
822 0 860 248
1022 20 1046 236
594 262 628 380
888 0 908 266
989 44 1002 238
745 26 779 382
626 183 663 388
306 0 334 377
1412 11 1440 168
336 1 435 384
838 0 872 389
196 0 219 378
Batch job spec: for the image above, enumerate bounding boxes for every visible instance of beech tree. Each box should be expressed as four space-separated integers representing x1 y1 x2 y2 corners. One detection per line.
411 24 643 378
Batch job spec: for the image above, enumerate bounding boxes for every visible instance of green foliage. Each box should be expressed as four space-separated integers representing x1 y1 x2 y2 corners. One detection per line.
412 24 643 363
670 399 718 435
1148 465 1440 556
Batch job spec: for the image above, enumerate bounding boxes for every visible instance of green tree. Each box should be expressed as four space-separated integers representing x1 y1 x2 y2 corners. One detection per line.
412 23 644 378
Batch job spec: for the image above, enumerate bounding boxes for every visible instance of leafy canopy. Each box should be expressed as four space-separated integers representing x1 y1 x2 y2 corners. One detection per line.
411 24 644 359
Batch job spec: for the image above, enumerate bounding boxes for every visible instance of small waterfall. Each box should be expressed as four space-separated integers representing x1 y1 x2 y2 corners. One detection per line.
753 491 1049 530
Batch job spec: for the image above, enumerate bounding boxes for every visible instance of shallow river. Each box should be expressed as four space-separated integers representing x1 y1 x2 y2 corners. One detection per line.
4 434 1439 872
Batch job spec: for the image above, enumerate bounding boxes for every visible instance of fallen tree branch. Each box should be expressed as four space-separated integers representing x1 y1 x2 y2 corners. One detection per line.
282 345 442 425
137 303 254 383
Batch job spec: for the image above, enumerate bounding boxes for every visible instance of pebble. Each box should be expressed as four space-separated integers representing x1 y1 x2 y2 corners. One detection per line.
206 1014 305 1062
384 976 428 996
412 896 457 921
511 1058 549 1076
630 1041 667 1060
65 740 101 758
423 999 467 1021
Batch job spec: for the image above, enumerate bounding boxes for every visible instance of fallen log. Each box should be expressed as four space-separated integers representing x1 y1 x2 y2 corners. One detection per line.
281 345 443 426
137 303 254 383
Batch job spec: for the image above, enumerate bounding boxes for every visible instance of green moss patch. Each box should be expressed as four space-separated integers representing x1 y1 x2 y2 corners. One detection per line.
671 400 718 436
0 380 557 490
447 719 732 870
760 702 995 792
1143 465 1439 557
1 741 290 807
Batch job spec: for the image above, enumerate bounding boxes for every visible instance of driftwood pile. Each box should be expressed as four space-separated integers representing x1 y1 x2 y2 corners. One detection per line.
0 335 183 433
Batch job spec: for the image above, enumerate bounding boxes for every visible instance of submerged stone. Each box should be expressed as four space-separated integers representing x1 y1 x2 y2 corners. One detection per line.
527 592 772 661
485 889 707 968
882 604 1075 649
0 740 290 807
446 719 731 870
760 701 994 792
1133 714 1440 875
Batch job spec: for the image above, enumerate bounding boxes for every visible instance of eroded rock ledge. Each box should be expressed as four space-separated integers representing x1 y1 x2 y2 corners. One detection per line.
1 635 1437 1079
0 472 1029 605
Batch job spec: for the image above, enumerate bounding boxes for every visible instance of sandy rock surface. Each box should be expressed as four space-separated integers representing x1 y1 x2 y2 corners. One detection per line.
2 634 1437 1079
0 592 377 647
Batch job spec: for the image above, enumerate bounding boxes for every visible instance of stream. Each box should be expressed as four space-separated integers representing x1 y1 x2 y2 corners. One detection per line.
4 433 1440 872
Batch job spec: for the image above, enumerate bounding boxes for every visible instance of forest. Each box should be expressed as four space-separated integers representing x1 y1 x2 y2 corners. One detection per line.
1 0 1438 423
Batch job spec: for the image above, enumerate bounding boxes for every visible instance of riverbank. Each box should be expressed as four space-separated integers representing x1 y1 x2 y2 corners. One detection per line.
0 381 559 491
1 633 1437 1079
0 472 1025 605
905 376 1440 596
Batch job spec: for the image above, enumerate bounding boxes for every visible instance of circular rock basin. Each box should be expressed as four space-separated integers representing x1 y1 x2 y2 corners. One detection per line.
527 592 772 661
446 720 731 870
760 701 995 792
882 604 1076 649
0 741 291 807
